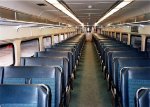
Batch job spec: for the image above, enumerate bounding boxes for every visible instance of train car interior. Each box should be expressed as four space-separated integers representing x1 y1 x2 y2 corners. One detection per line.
0 0 150 107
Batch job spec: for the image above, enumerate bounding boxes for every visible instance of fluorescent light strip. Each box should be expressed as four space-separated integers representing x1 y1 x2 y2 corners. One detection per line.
94 0 134 26
46 0 84 26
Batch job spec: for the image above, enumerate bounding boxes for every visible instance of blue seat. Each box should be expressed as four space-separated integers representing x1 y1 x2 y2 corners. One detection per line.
99 44 125 57
65 35 85 44
3 66 62 107
136 88 150 107
52 45 79 61
104 46 133 63
0 84 49 107
58 43 79 49
94 36 115 45
21 57 71 106
59 35 84 46
61 43 82 54
100 45 129 63
45 48 76 69
107 51 147 77
92 35 107 40
60 45 79 58
100 42 122 48
98 41 121 54
113 58 150 94
121 67 150 107
34 51 74 76
106 51 148 92
99 41 119 47
46 47 76 57
102 47 136 73
21 57 68 92
92 35 107 49
55 44 77 49
99 40 115 43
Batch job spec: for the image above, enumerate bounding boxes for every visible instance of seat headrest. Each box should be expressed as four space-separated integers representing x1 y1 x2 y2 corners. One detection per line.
3 66 59 78
34 51 68 57
21 57 65 67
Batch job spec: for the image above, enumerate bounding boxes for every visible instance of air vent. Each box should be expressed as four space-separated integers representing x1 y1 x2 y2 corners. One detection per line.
37 3 47 6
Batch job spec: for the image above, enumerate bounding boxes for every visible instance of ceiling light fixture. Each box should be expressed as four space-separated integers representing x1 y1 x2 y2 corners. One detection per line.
94 0 134 26
88 5 92 9
46 0 84 26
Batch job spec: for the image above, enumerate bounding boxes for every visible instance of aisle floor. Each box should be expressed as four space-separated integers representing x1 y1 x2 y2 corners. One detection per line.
69 41 112 107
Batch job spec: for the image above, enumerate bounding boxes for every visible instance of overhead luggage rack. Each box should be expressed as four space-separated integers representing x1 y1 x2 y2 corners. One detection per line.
0 18 64 28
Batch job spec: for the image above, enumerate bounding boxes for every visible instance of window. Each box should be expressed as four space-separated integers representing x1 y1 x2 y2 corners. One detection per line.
96 28 101 34
116 33 120 41
54 35 59 44
43 36 51 48
122 34 128 44
0 43 14 66
64 34 68 39
111 32 114 38
131 35 141 50
70 33 73 37
21 39 39 57
60 35 64 42
146 37 150 51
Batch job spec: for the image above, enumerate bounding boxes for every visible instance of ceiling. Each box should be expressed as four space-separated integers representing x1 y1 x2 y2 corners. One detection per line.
0 0 149 26
62 0 119 25
0 0 78 25
0 0 119 26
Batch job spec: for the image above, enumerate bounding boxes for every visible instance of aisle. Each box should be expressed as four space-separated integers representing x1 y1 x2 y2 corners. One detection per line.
69 41 112 107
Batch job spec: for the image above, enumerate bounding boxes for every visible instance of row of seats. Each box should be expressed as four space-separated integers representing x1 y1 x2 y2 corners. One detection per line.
0 34 85 107
93 34 150 107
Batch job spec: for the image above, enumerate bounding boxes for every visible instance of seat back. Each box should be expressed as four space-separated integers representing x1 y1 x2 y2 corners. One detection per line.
99 43 124 55
121 67 150 107
3 66 61 107
45 49 75 70
101 46 128 58
107 51 147 76
103 47 136 66
34 51 74 73
113 58 150 91
52 45 79 60
58 43 81 52
0 84 49 107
